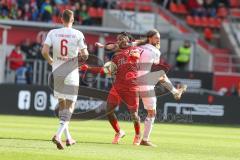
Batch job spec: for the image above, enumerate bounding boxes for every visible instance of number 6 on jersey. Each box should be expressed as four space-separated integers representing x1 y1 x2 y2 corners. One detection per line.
60 39 68 56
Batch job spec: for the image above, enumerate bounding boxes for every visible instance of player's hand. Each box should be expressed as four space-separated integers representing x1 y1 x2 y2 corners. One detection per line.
128 49 140 63
79 64 89 71
95 42 104 48
48 59 53 66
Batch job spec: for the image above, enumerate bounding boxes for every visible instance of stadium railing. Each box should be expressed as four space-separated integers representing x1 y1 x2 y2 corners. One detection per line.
5 58 113 90
212 53 240 74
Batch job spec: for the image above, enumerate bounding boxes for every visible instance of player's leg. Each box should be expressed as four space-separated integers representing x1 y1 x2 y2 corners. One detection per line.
123 89 141 145
107 103 121 133
107 87 125 144
140 88 157 147
52 98 66 150
141 109 157 147
159 74 187 100
107 102 125 144
64 99 76 146
129 110 141 145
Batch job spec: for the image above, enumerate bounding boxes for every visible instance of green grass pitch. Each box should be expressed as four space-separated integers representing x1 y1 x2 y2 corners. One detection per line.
0 115 239 160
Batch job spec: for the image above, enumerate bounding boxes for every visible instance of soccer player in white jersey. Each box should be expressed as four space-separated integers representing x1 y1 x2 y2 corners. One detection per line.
96 30 187 147
137 29 187 146
41 9 89 150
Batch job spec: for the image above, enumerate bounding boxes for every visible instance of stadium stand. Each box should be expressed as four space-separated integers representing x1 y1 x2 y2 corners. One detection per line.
1 0 240 93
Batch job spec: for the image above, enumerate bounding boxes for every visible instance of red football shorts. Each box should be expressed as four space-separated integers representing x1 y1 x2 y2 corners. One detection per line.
107 85 139 112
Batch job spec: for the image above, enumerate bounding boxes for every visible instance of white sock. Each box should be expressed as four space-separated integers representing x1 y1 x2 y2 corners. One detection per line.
143 117 155 141
64 124 72 140
56 120 68 139
161 76 178 94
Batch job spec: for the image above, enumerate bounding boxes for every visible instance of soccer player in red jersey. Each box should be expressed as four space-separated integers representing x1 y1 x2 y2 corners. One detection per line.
81 32 143 145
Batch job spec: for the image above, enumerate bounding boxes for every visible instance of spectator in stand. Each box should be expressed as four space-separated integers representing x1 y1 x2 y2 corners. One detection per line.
40 0 53 22
186 0 204 17
0 9 9 19
30 39 44 60
79 4 92 25
217 0 229 8
31 5 39 21
73 2 81 24
15 63 33 84
23 3 32 20
176 40 192 70
9 3 18 20
0 0 106 25
17 0 30 9
203 0 217 17
7 45 25 71
0 0 9 13
21 39 33 59
17 8 24 20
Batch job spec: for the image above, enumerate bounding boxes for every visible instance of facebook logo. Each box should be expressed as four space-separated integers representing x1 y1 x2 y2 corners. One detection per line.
18 91 31 110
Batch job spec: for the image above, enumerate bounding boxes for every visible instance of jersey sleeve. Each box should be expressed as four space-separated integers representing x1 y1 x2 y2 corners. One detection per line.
44 30 53 46
78 32 87 50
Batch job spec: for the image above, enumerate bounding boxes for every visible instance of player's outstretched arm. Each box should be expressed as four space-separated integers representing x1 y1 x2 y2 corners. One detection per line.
79 61 117 76
41 44 53 65
95 42 119 52
79 64 105 75
133 39 148 46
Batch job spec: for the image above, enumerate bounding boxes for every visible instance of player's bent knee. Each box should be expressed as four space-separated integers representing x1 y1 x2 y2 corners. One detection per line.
130 112 140 123
147 109 156 118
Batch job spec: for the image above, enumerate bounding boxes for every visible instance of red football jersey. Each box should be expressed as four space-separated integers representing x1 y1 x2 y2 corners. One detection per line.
111 46 143 90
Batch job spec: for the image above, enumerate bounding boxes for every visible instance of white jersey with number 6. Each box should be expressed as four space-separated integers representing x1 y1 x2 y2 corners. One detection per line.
44 27 87 101
44 27 87 84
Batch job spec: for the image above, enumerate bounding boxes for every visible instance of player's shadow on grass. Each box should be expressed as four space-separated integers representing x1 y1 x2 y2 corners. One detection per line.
0 137 112 145
0 137 50 142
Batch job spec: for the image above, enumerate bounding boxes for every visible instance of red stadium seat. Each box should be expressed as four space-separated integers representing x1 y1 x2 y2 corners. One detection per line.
126 1 135 10
186 16 194 26
217 7 228 18
208 17 216 28
97 8 104 18
214 18 222 28
193 16 201 27
230 9 240 17
204 28 213 41
209 17 221 28
230 0 240 8
52 16 61 24
178 3 188 14
118 1 126 9
88 7 98 18
201 16 209 28
139 5 152 12
170 3 178 13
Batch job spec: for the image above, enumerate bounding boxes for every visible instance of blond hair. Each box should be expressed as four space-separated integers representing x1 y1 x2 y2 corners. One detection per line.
62 9 74 23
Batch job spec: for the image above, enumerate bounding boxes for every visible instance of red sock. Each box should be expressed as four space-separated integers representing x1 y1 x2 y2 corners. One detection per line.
109 118 120 133
134 122 141 135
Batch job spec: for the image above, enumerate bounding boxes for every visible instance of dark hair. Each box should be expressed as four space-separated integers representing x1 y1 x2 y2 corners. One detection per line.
146 29 159 38
62 9 73 23
117 32 134 42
